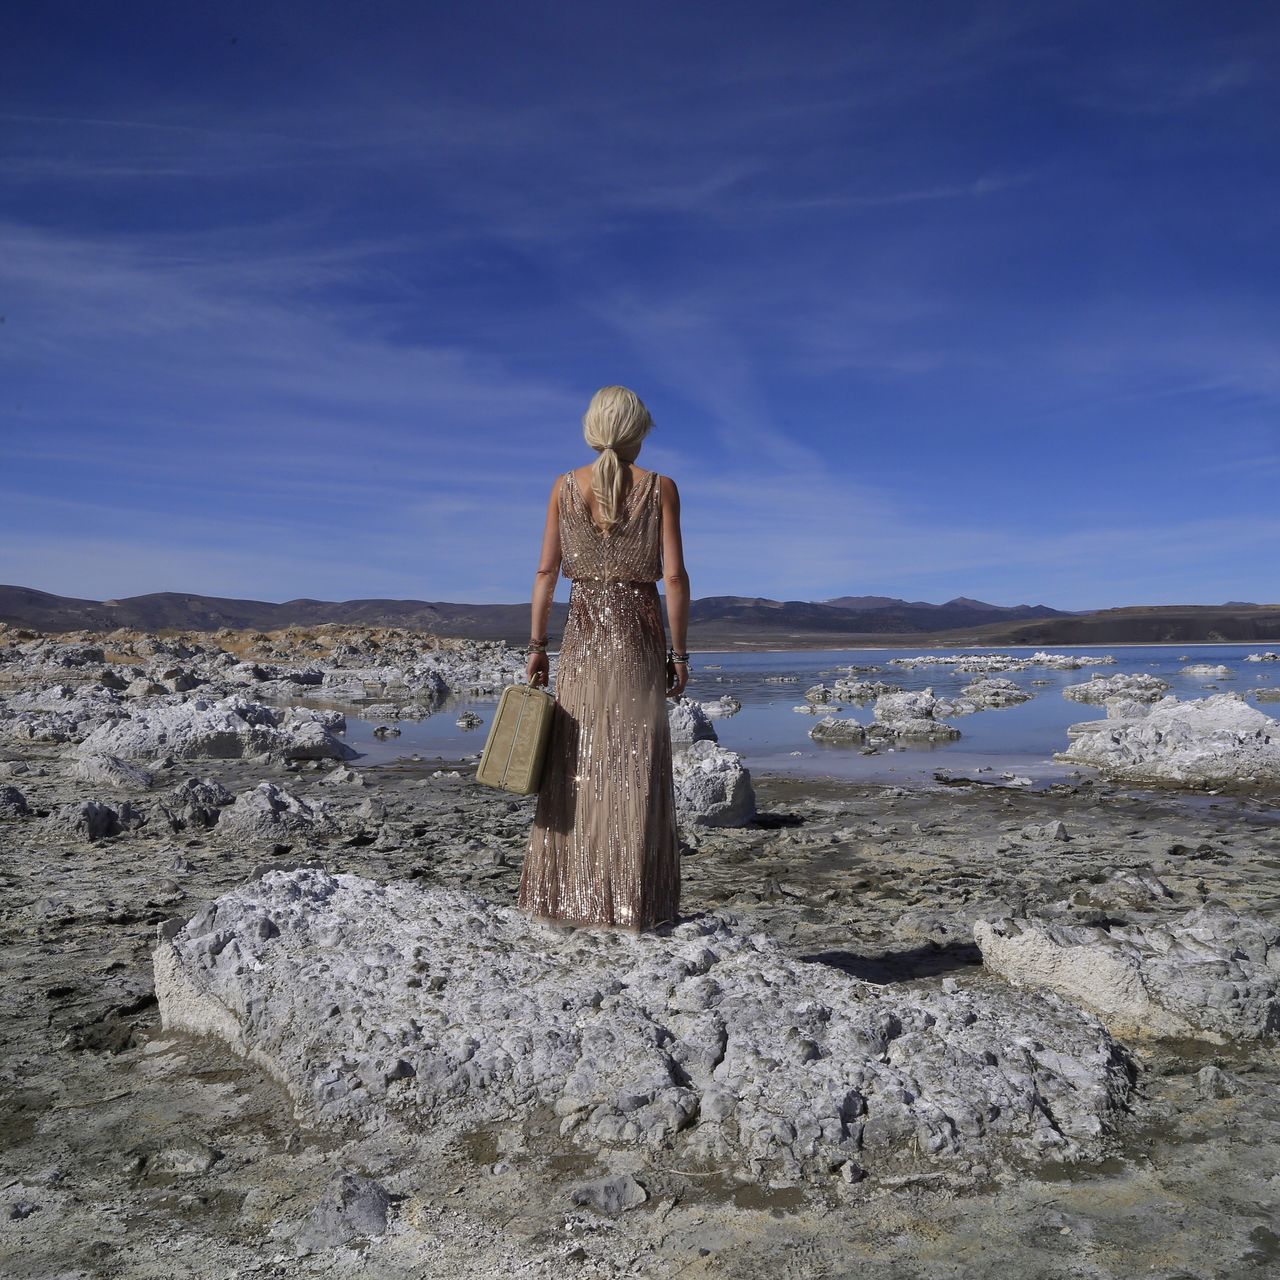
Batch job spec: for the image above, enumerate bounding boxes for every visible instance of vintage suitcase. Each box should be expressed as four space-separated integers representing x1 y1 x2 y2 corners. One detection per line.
475 682 556 794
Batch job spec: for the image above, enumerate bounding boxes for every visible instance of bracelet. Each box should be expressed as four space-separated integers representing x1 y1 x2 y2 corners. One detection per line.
528 638 547 652
668 649 690 664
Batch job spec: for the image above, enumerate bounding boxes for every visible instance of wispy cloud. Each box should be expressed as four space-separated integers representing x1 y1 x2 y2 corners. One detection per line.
2 3 1277 611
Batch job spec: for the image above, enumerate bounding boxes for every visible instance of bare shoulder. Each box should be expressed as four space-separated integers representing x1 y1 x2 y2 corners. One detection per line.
659 474 680 503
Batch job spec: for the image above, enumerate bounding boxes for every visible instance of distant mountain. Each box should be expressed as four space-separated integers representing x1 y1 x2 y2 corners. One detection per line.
952 603 1280 648
0 585 563 639
821 594 1067 620
2 585 1276 648
2 584 1067 640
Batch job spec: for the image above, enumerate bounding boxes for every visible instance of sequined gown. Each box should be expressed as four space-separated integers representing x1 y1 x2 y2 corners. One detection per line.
518 469 680 931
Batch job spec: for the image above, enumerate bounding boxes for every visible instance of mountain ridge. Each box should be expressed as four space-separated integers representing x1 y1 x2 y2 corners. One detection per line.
0 583 1069 639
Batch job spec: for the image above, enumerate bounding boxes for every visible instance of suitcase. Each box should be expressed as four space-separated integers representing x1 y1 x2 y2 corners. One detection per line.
475 682 556 794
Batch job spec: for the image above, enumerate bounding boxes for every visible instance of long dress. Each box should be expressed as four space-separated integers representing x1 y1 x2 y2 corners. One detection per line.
517 468 680 932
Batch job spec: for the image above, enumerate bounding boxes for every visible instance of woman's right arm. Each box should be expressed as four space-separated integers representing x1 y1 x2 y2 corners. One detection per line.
526 477 562 687
660 475 690 697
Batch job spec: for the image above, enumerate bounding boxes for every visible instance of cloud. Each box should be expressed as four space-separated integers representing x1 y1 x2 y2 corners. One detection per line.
2 5 1276 613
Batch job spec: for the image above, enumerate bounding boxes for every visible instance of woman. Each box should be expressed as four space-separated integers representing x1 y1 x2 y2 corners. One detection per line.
518 385 691 934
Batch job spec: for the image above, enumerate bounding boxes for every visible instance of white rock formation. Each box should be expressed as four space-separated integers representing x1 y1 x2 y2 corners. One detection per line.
667 697 718 744
867 689 961 741
76 696 355 762
1180 664 1232 679
809 717 867 745
933 677 1033 718
1056 694 1280 787
1245 652 1279 662
72 753 155 790
830 679 901 702
890 653 1114 672
217 782 337 842
700 694 741 719
975 907 1280 1043
161 777 234 830
1062 673 1170 705
154 872 1136 1184
673 740 755 826
1104 696 1150 720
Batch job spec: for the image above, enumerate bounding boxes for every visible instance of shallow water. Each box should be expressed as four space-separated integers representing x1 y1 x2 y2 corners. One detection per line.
340 643 1279 786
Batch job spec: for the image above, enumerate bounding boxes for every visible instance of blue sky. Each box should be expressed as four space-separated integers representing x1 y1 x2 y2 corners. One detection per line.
2 1 1277 610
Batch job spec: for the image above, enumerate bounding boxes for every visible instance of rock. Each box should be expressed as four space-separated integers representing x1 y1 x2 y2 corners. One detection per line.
1181 664 1232 679
700 694 741 718
1068 871 1172 913
809 717 867 745
1021 821 1068 842
76 696 355 762
0 684 127 746
891 652 1114 672
48 800 119 840
455 712 483 729
293 1170 390 1255
975 905 1280 1042
162 778 234 831
934 678 1033 718
1104 696 1150 721
1063 673 1170 705
1056 694 1280 788
0 785 30 819
570 1173 648 1214
831 679 901 702
1197 1066 1238 1099
72 754 155 790
1245 652 1279 662
673 740 756 826
217 783 336 842
372 725 400 738
868 689 961 741
284 720 355 760
125 677 167 698
322 764 368 788
154 872 1136 1185
157 668 201 694
667 697 718 744
149 1136 223 1174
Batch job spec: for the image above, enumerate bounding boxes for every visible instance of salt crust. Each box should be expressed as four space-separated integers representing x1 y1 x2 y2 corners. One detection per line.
155 870 1135 1187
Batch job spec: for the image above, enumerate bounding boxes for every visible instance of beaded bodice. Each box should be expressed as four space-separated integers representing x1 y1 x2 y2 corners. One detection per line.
559 469 663 582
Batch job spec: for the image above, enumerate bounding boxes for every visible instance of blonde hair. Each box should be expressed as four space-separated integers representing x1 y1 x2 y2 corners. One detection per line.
581 385 653 534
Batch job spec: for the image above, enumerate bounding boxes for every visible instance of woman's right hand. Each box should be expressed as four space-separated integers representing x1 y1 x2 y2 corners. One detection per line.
527 651 550 688
666 659 688 699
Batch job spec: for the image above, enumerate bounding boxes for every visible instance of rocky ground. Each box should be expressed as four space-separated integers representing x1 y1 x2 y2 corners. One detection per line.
1 627 1279 1279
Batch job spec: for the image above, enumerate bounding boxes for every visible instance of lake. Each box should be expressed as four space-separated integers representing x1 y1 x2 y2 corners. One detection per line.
340 644 1279 786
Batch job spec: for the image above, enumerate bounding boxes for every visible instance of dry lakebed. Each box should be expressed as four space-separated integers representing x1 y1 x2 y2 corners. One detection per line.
1 623 1278 1279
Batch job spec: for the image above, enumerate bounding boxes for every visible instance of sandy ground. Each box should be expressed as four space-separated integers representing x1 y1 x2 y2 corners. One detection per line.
3 741 1280 1279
